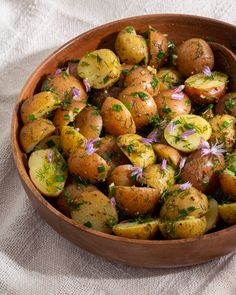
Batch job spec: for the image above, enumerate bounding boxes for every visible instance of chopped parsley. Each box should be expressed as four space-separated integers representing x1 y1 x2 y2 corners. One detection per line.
127 144 134 154
103 76 110 84
28 114 35 121
122 69 129 75
157 51 165 60
162 107 171 114
125 26 134 33
97 166 105 173
63 114 70 120
112 104 122 112
55 175 65 182
151 76 158 89
83 221 92 228
73 108 80 113
131 91 148 100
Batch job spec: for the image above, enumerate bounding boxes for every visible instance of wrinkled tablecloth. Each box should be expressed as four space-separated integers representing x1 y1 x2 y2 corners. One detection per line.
0 0 236 294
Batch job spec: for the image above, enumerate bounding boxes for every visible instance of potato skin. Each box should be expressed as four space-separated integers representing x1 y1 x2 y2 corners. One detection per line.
19 118 55 153
156 68 183 91
181 150 225 194
107 164 136 186
118 86 157 129
215 92 236 117
153 144 181 168
154 89 191 119
101 97 136 136
176 38 214 77
114 186 161 217
75 105 103 139
218 203 236 225
220 172 236 200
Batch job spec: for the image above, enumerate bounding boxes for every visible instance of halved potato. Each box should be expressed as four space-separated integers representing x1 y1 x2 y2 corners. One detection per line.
218 203 236 225
70 190 118 233
220 172 236 200
156 67 183 91
20 91 61 124
35 135 61 152
113 219 159 239
114 186 161 216
60 126 86 156
159 216 207 239
117 134 156 168
101 97 136 136
185 71 228 104
205 198 219 232
107 164 136 186
78 49 121 89
19 118 56 153
164 114 212 153
153 144 181 168
28 148 67 197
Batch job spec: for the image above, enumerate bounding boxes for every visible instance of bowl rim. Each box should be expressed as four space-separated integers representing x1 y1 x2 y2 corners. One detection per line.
11 13 236 246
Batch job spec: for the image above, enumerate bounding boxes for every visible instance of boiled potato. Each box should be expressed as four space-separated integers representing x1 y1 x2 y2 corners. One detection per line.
205 198 219 232
164 114 212 153
142 164 175 193
160 184 208 220
70 190 118 233
75 105 103 139
101 97 136 136
20 91 61 124
60 126 86 156
115 26 148 64
154 89 191 119
156 67 183 91
113 219 159 239
148 26 168 68
28 148 67 197
107 164 136 186
209 115 235 151
114 186 161 216
35 135 61 152
118 86 157 129
19 118 55 153
78 49 121 89
181 150 225 194
185 71 228 105
153 144 181 168
68 148 110 183
215 92 236 117
117 134 156 168
159 216 207 239
176 38 214 77
218 203 236 225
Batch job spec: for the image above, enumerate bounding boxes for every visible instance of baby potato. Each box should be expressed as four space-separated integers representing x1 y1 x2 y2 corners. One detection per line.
220 172 236 200
96 135 129 169
215 92 236 117
101 97 136 136
90 86 121 108
142 164 175 193
78 49 121 89
75 105 103 139
114 186 161 217
205 198 219 232
164 114 212 153
160 184 208 220
19 118 56 153
113 219 159 240
184 71 228 105
154 89 191 119
68 148 110 183
124 66 160 96
60 126 86 156
35 135 62 152
159 216 207 239
70 190 118 233
176 38 214 77
156 67 183 91
209 115 235 151
117 134 156 168
153 144 181 168
218 203 236 225
107 164 136 186
45 73 87 102
28 148 67 197
115 26 148 64
181 150 225 194
118 86 157 129
20 91 61 124
148 26 168 68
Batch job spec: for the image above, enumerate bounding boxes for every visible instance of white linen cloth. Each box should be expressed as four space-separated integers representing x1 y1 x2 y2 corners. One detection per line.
0 0 236 294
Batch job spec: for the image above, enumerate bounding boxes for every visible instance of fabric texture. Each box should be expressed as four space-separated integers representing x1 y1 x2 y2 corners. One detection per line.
0 0 236 294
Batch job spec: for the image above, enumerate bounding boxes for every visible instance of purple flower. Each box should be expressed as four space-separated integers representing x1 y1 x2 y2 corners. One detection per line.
130 166 143 181
180 182 192 190
54 68 62 76
83 78 91 92
171 93 184 100
161 159 167 172
179 129 195 140
199 138 210 149
140 137 154 144
168 121 176 134
179 157 187 169
84 138 100 155
200 141 226 157
174 85 185 93
47 150 53 163
110 197 116 207
73 87 80 100
75 127 80 132
202 66 212 77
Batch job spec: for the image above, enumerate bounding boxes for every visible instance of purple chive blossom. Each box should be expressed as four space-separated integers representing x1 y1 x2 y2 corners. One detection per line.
130 166 143 181
84 138 100 155
161 159 167 172
75 127 80 132
47 150 53 163
199 138 210 149
202 66 212 77
110 197 116 207
171 93 184 100
180 129 195 140
180 181 192 190
174 85 185 93
83 78 91 92
73 87 80 100
200 141 226 157
54 68 62 76
168 121 176 134
159 120 168 130
140 137 154 144
179 157 187 170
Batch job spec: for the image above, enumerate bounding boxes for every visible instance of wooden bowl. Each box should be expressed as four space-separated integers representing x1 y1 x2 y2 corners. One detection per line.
11 14 236 268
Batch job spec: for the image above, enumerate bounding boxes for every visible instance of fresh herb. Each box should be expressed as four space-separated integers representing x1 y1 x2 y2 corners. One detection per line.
61 89 73 110
80 61 90 67
46 140 55 148
151 76 158 89
97 166 105 173
157 51 165 60
103 76 110 84
175 207 196 221
151 113 160 128
183 123 195 130
55 175 65 182
125 26 134 33
162 107 171 114
133 216 155 224
225 97 236 111
127 144 134 154
73 108 79 113
122 69 129 75
63 114 70 120
83 221 92 228
112 104 122 112
124 102 131 110
28 114 35 121
221 121 230 129
106 217 117 228
131 91 148 100
70 58 80 63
